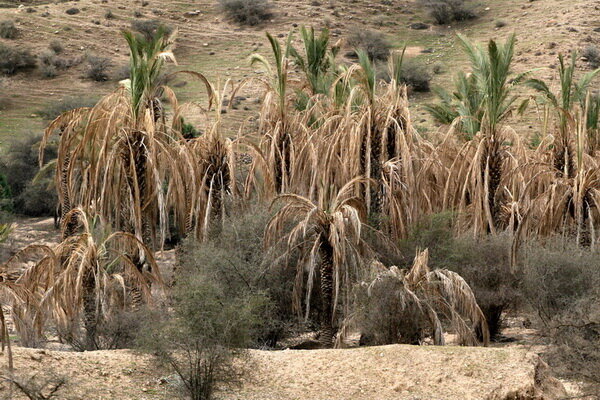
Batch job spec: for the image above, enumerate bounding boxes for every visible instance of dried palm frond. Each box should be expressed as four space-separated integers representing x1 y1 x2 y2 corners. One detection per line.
362 249 489 346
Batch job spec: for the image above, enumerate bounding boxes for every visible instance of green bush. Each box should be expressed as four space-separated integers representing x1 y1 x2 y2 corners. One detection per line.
0 43 36 75
138 248 268 400
176 203 297 347
218 0 274 26
0 20 18 39
0 133 58 217
347 29 391 61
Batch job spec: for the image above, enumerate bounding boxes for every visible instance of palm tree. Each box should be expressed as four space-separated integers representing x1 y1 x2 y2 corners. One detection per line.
424 71 484 139
250 32 295 195
3 209 162 350
289 26 340 97
264 178 369 347
525 52 600 176
443 34 529 234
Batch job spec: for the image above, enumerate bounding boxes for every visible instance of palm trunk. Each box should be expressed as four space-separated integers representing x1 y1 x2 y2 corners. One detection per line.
370 124 383 220
274 130 291 194
484 137 504 230
60 153 78 239
82 269 98 350
318 238 335 347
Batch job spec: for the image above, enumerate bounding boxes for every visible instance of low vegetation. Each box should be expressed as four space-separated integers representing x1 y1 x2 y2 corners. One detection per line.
0 19 17 39
218 0 274 26
347 29 391 61
0 12 598 398
420 0 477 25
0 43 35 75
85 54 112 81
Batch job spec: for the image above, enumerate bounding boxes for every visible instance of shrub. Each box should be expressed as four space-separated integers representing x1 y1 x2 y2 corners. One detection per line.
397 213 519 339
138 252 267 399
582 45 600 69
218 0 274 26
520 241 600 388
40 62 57 78
420 0 477 25
104 9 114 19
0 44 36 75
355 273 428 345
85 55 112 81
37 96 97 120
347 29 391 61
440 235 519 339
48 40 64 54
0 20 18 39
432 61 444 74
130 19 173 40
65 7 80 15
400 59 432 92
176 203 297 347
0 133 58 217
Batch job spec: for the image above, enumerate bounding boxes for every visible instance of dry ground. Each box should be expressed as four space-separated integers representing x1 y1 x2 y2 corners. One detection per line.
0 0 598 141
0 343 570 400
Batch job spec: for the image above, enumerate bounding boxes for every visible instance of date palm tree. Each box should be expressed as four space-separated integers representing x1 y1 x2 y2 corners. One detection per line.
264 178 369 347
3 209 162 350
525 52 600 176
443 34 529 234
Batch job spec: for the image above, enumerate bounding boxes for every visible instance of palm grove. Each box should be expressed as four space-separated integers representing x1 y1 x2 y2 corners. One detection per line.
1 22 599 396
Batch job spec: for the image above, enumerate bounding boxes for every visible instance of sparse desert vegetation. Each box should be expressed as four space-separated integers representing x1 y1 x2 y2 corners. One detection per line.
0 0 598 399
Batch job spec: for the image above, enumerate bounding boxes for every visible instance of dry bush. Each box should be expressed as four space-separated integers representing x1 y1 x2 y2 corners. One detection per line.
347 29 391 61
218 0 274 26
400 59 432 92
138 253 267 400
354 250 489 347
85 55 112 81
130 19 173 39
0 44 35 75
355 272 428 345
0 20 18 39
583 45 600 69
48 40 63 54
397 214 520 339
37 96 97 120
520 241 600 389
65 7 79 15
420 0 477 25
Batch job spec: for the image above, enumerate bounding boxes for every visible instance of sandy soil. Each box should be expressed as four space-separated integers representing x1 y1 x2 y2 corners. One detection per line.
0 343 568 400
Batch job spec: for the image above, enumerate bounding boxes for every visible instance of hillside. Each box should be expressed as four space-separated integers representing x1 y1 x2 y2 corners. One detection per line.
0 0 598 141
